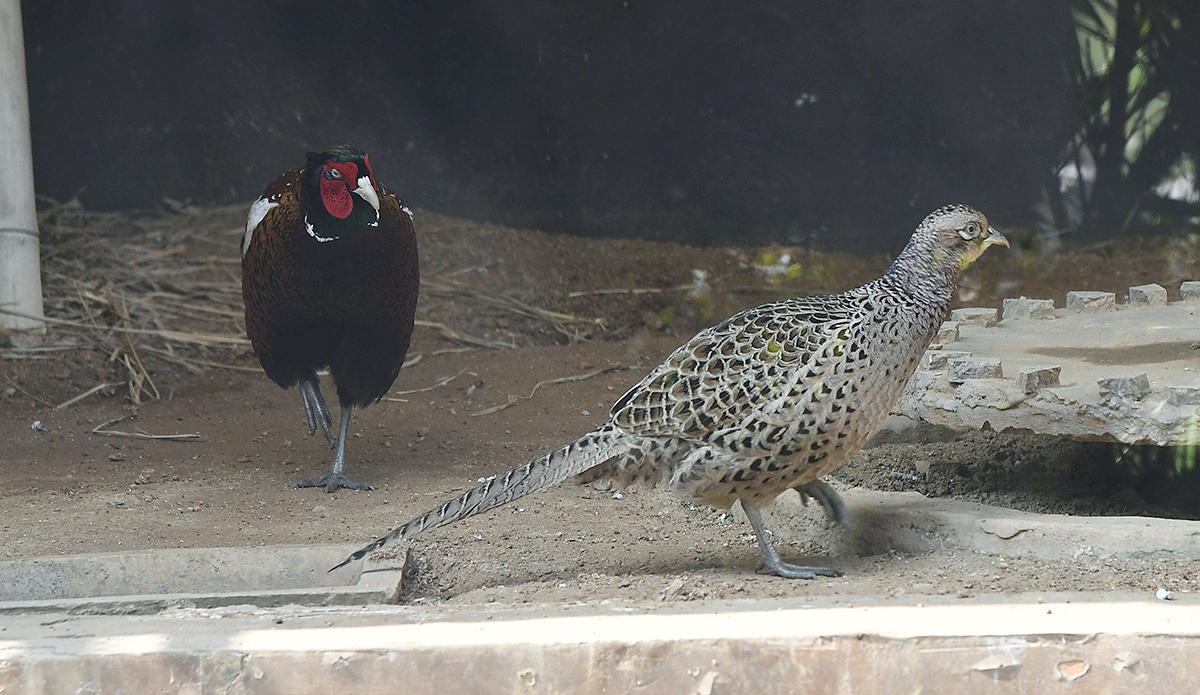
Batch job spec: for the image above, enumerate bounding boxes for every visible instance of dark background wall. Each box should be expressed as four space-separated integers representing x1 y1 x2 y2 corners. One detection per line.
22 0 1076 251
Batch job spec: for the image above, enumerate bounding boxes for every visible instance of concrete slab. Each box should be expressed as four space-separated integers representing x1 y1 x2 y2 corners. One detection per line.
761 487 1200 563
0 544 403 615
2 490 1199 692
6 486 1182 617
1 594 1197 694
897 289 1200 445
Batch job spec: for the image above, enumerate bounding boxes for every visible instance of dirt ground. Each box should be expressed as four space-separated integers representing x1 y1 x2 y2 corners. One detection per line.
3 204 1199 607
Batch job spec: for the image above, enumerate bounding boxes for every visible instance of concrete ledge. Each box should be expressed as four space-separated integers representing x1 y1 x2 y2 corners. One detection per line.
0 544 403 615
1 597 1197 694
3 493 1199 692
765 487 1200 562
0 579 404 617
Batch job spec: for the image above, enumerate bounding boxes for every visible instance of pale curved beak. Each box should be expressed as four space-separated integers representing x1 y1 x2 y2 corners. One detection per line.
985 226 1009 249
352 175 380 213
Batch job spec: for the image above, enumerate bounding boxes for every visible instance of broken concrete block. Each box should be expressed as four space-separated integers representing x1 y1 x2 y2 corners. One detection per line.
1066 291 1116 313
1181 281 1200 300
922 350 971 370
1017 366 1061 394
898 296 1199 446
1002 297 1056 321
936 321 960 344
955 382 1025 410
1166 386 1200 407
948 357 1003 383
1128 283 1168 307
950 307 999 327
1097 373 1151 401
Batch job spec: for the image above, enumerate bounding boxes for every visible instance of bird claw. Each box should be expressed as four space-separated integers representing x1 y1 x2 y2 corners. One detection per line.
742 500 842 580
755 558 843 580
299 379 333 443
296 472 375 494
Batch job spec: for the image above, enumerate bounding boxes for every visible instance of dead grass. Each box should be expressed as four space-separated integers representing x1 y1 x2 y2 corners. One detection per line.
1 197 252 406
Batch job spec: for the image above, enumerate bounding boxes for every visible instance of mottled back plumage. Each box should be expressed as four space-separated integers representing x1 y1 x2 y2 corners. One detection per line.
336 204 1006 575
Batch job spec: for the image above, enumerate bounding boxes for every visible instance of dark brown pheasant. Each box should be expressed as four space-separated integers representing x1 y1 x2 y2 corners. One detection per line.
242 146 419 492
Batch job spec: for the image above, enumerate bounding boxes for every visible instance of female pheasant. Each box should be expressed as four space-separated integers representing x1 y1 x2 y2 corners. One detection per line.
336 204 1004 577
242 146 419 492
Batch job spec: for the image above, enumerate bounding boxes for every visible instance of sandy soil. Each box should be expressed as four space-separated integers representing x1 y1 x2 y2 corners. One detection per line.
2 205 1198 607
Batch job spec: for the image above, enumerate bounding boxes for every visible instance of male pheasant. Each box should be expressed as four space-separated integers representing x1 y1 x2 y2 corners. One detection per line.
335 204 1004 576
242 146 419 492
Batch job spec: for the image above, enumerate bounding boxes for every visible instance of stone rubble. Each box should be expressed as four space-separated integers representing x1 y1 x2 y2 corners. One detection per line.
896 281 1200 446
1065 291 1116 313
1128 283 1168 307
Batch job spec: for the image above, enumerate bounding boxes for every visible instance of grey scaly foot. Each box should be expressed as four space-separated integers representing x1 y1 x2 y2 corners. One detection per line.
795 479 849 527
297 472 375 493
296 405 374 492
299 378 333 443
743 502 842 580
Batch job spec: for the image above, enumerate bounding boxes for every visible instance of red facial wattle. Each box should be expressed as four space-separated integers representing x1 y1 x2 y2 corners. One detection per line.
320 161 360 219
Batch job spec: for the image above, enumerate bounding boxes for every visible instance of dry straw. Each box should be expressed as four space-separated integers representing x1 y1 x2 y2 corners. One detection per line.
1 197 596 407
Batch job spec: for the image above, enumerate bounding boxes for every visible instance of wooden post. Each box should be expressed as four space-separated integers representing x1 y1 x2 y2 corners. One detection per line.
0 0 44 341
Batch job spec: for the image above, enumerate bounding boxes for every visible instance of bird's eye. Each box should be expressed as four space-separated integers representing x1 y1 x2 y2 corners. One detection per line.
324 167 341 180
958 222 980 240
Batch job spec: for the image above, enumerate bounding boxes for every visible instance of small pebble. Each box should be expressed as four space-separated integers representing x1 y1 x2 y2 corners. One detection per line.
30 421 47 432
1155 587 1174 601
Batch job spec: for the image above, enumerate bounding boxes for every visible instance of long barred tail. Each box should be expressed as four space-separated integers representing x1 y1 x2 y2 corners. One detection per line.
330 423 627 571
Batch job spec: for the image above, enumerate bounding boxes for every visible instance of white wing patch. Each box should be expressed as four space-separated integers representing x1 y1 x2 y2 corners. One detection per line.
401 205 414 221
243 197 279 255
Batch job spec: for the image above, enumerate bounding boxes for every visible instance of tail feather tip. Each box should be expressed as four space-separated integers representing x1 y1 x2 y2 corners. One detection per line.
327 548 368 573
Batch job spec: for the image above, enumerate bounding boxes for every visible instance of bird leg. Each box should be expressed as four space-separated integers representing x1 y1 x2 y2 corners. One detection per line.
742 502 842 580
299 378 333 443
795 479 849 527
296 405 376 493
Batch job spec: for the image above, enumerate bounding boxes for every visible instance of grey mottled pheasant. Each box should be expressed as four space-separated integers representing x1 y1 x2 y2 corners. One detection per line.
335 204 1007 578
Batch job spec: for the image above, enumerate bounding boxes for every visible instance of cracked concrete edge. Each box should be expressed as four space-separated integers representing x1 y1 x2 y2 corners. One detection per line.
761 487 1200 563
0 578 403 617
896 375 1200 447
901 296 1200 446
3 600 1199 694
